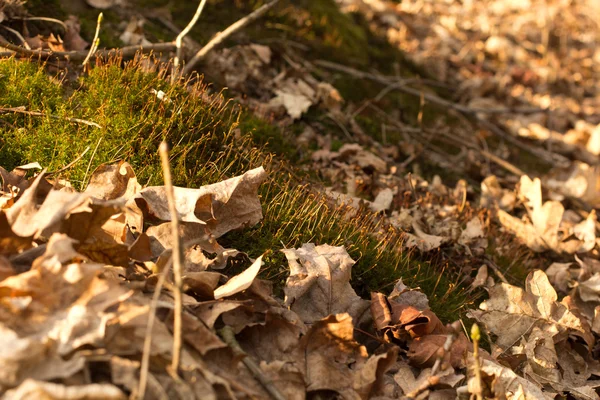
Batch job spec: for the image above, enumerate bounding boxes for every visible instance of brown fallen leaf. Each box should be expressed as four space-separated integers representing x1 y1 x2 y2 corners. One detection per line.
283 243 370 324
63 16 89 52
0 234 130 389
214 255 262 299
468 269 594 351
498 176 596 254
301 313 395 399
408 333 469 369
133 167 267 237
85 161 140 201
2 379 125 400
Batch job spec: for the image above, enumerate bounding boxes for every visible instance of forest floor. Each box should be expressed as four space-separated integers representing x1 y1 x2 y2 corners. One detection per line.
0 0 600 398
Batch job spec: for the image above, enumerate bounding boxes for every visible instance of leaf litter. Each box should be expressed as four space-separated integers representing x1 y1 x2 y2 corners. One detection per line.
2 0 600 398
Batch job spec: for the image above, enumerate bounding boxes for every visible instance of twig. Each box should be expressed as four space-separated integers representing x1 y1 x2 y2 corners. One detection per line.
172 0 208 83
219 325 286 400
182 0 281 74
159 141 184 377
46 146 90 177
0 24 30 49
12 16 67 31
0 36 176 61
137 259 172 400
315 60 543 115
0 106 102 128
82 13 103 67
483 259 510 284
313 60 563 164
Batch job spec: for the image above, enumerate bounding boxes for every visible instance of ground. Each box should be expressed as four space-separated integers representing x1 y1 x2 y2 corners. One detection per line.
1 0 600 398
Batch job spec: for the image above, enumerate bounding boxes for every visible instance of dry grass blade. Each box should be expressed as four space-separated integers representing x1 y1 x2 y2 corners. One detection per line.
0 106 102 128
158 141 184 377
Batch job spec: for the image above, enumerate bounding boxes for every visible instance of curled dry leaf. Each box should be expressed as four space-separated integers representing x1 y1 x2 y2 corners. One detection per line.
282 243 370 324
546 162 600 208
468 358 552 400
480 175 516 211
498 176 597 254
0 234 130 389
301 313 395 399
85 161 140 201
214 255 262 299
2 379 125 400
468 269 594 351
134 167 267 237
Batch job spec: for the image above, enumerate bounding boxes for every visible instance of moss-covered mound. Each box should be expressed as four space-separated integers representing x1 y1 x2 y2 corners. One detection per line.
0 56 471 321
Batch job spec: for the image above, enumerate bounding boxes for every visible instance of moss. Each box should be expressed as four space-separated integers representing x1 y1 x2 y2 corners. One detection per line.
0 57 471 321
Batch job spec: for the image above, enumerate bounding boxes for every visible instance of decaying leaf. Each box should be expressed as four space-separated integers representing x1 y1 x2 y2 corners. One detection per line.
282 243 370 324
498 176 597 254
301 313 395 399
2 379 125 400
469 270 594 351
134 167 267 237
214 255 262 299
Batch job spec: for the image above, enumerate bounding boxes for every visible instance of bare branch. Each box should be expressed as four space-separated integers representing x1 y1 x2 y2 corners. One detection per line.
172 0 208 82
0 36 176 61
0 106 102 128
182 0 281 75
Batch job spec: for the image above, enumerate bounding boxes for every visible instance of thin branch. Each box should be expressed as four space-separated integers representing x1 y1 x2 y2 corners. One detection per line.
313 60 564 164
46 146 90 177
82 13 103 67
219 325 286 400
406 331 457 398
172 0 208 82
137 259 172 400
0 24 30 49
0 106 102 128
12 16 67 30
183 0 281 75
0 36 176 61
158 141 184 377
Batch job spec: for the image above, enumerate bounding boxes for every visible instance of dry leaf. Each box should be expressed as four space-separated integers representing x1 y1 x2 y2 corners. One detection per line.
134 167 266 237
468 270 594 351
85 161 140 201
214 255 262 299
283 243 370 324
2 379 125 400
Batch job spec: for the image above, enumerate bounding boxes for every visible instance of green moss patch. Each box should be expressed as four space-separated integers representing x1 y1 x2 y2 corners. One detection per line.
0 57 472 321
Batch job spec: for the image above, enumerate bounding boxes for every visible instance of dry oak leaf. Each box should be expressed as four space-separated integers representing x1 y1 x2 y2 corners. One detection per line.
301 313 396 399
2 379 125 400
0 234 131 389
498 176 596 253
84 161 140 201
468 270 594 352
370 292 444 338
214 255 262 299
133 167 266 238
470 358 553 400
282 243 370 324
